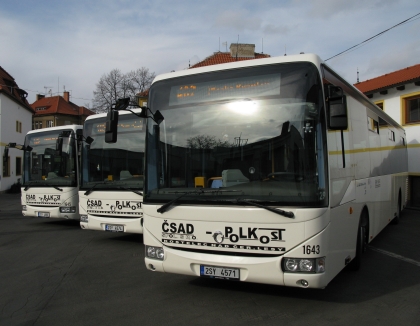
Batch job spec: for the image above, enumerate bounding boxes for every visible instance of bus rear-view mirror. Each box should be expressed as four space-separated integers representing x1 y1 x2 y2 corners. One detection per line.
105 110 119 143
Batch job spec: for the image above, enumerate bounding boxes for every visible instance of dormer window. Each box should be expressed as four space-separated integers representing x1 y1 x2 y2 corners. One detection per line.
36 107 47 111
4 79 15 95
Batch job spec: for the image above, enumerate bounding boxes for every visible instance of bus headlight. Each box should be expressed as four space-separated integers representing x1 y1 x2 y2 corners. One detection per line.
60 206 76 213
22 205 27 211
146 246 164 260
283 257 325 273
80 215 88 222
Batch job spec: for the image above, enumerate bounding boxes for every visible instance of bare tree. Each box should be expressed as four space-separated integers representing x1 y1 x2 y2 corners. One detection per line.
187 135 232 149
92 67 155 113
127 67 155 95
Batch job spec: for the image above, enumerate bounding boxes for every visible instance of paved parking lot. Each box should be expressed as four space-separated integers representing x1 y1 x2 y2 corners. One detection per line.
1 193 420 326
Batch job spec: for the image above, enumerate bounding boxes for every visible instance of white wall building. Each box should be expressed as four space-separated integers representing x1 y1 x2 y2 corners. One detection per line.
0 66 34 193
355 64 420 207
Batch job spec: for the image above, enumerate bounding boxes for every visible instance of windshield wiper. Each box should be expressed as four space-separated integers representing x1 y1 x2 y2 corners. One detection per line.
24 180 44 191
157 189 243 214
84 182 109 196
233 199 294 218
157 190 204 213
53 186 63 192
116 186 143 197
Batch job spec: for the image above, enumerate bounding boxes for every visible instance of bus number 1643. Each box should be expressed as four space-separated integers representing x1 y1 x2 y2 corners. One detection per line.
303 245 320 255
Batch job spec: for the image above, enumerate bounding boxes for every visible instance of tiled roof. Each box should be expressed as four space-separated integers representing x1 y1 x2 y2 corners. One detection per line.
354 63 420 93
137 89 149 97
31 96 95 117
0 66 34 112
190 52 271 68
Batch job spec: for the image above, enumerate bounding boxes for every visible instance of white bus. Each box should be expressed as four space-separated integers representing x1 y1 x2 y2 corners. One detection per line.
21 125 83 219
79 108 145 234
139 53 408 289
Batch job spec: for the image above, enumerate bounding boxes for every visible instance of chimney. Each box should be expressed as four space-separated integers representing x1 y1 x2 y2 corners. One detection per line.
63 91 70 102
230 43 255 59
36 94 45 101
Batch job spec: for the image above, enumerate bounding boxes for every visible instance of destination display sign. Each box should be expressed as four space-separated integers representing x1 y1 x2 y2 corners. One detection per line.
91 119 143 136
169 73 281 106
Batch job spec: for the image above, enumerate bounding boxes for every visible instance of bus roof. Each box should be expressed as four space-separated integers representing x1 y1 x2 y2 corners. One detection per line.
84 108 144 122
152 53 324 84
26 125 82 135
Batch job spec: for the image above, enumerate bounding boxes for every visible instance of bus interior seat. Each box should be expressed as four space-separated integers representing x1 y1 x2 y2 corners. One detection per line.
222 169 249 187
120 170 132 180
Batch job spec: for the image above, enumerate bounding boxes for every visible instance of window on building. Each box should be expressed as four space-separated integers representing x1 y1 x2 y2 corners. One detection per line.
47 120 54 127
3 155 10 177
35 121 42 129
375 101 384 110
16 157 22 176
403 93 420 124
4 79 15 95
368 117 379 133
16 121 22 133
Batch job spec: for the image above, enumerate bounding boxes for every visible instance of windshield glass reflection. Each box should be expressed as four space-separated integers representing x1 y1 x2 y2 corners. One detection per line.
80 113 145 190
146 62 328 207
23 129 77 187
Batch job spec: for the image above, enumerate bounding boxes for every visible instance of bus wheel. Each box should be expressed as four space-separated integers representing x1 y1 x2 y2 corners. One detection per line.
348 215 367 271
391 192 401 225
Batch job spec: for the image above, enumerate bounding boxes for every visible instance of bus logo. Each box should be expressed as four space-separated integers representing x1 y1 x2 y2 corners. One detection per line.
212 231 224 244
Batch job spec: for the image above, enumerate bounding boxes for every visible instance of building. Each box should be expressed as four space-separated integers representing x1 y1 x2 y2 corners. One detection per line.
137 90 149 107
31 91 95 129
137 43 270 105
0 66 34 193
354 64 420 207
189 43 270 68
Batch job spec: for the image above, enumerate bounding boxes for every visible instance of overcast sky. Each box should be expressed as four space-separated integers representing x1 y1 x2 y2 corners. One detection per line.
1 0 419 108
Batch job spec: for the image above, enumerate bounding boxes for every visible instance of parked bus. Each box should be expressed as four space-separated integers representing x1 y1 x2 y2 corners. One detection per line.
135 53 408 289
21 125 83 219
79 108 145 234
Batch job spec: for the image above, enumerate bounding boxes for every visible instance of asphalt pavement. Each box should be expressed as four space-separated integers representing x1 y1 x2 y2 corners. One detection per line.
1 193 420 326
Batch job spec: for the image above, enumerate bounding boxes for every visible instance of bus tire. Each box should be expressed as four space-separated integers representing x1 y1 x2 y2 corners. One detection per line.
391 191 401 225
348 212 368 271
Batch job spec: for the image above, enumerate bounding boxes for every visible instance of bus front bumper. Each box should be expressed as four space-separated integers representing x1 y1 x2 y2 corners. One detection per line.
22 205 79 220
80 215 144 234
144 227 329 289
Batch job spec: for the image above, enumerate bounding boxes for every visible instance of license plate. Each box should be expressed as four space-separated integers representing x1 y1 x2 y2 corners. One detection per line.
38 212 50 217
105 224 124 232
200 265 240 280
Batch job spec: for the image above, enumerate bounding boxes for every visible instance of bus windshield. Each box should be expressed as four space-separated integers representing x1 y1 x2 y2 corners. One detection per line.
145 62 328 207
23 129 78 187
80 113 145 191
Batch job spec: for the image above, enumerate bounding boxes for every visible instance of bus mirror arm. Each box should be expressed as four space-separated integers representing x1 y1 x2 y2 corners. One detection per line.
125 107 164 125
6 143 31 151
112 97 165 124
76 129 94 144
105 96 166 141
